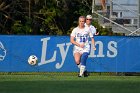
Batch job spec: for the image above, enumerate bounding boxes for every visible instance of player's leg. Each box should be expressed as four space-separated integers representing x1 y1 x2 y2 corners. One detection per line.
74 52 82 69
79 52 89 77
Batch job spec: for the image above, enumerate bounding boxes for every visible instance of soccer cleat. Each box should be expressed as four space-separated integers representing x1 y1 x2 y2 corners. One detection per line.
78 74 82 77
78 75 82 77
83 70 89 77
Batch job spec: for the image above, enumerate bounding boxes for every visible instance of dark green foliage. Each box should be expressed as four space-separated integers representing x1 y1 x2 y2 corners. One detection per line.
0 0 112 35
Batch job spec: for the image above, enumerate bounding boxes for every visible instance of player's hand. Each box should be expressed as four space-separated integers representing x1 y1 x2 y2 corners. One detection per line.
93 47 96 50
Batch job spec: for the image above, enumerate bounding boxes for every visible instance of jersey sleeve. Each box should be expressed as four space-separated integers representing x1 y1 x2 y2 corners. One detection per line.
90 26 96 35
70 28 76 37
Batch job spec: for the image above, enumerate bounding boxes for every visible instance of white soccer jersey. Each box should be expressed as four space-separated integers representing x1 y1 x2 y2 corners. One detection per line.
71 26 93 54
85 23 96 35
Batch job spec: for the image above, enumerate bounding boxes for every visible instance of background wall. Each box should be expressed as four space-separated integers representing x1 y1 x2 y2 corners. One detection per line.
0 36 140 72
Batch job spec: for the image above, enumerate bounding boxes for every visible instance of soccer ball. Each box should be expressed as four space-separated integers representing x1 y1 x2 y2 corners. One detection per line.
28 55 38 65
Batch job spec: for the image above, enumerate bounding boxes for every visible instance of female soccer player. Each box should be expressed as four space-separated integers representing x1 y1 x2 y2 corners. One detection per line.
70 16 96 77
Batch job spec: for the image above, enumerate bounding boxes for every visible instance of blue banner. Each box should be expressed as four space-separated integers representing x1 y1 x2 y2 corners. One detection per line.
0 35 140 72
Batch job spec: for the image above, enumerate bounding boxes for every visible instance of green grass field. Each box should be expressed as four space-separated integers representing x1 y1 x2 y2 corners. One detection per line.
0 74 140 93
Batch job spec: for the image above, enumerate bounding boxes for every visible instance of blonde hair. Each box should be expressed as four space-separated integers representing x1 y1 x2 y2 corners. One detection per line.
78 16 85 21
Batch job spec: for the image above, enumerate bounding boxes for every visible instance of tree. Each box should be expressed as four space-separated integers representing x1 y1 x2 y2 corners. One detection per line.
0 0 13 34
0 0 112 35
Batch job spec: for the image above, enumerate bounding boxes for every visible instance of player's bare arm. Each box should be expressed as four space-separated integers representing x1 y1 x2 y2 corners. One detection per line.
70 36 84 48
91 37 96 50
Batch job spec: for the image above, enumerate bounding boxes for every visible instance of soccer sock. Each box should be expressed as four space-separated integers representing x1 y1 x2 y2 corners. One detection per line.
79 65 85 76
77 63 81 69
80 52 89 74
81 52 89 66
